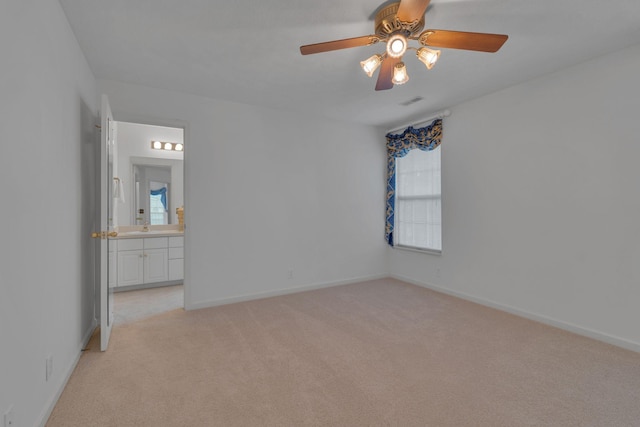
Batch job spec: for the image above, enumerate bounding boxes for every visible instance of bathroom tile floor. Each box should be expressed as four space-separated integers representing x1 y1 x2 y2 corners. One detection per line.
113 284 184 326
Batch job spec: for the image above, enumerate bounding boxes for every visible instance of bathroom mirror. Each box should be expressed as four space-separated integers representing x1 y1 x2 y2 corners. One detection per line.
133 164 171 225
113 121 184 227
128 158 183 225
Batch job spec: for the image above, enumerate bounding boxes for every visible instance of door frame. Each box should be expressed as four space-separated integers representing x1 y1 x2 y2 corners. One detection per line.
108 112 190 310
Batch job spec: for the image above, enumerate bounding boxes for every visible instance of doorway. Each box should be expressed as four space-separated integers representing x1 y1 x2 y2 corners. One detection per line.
110 120 186 325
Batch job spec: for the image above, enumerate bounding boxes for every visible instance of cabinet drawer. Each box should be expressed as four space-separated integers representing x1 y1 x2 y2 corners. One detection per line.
144 237 168 249
168 247 184 260
117 238 143 251
169 236 184 248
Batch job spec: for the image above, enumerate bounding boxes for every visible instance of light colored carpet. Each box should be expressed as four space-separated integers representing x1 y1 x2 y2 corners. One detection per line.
47 278 640 426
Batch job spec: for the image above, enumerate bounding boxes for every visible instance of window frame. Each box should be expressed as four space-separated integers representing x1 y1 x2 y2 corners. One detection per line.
393 147 443 255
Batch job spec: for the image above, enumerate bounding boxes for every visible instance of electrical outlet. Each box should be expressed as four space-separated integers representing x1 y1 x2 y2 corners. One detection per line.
4 405 14 427
46 355 53 381
287 269 294 279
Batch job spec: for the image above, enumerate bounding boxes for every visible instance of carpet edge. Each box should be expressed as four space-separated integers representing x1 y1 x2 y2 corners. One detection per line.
185 274 389 311
391 273 640 354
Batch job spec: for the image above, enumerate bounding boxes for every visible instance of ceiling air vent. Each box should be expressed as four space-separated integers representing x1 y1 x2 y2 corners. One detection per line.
400 96 424 106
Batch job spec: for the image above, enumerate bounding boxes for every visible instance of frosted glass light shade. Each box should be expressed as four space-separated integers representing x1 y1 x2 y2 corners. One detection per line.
392 62 409 85
386 34 407 58
416 47 440 70
360 54 383 77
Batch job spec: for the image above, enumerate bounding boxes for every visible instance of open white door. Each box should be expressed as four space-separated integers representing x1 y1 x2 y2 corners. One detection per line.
99 94 115 351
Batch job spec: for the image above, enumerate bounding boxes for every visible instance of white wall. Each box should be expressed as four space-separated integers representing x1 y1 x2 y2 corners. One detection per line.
98 80 389 309
389 43 640 351
5 3 637 424
115 121 184 226
0 1 98 426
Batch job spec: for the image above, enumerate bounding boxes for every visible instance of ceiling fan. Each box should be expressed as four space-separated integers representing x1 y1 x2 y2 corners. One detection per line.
300 0 508 91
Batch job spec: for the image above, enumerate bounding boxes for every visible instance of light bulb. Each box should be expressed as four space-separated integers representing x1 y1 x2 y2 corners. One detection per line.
386 34 407 58
175 143 184 151
391 62 409 85
152 141 162 149
164 142 172 150
416 47 440 70
360 54 383 77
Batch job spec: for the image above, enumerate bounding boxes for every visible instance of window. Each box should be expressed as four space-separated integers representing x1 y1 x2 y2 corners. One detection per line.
384 118 442 249
149 193 167 225
149 184 168 225
394 146 441 251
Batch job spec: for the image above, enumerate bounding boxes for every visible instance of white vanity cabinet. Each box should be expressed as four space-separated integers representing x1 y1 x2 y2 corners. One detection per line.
143 238 169 283
116 238 144 287
168 236 184 281
115 237 169 287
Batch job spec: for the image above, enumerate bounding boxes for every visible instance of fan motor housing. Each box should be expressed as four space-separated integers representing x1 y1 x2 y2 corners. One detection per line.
374 2 425 38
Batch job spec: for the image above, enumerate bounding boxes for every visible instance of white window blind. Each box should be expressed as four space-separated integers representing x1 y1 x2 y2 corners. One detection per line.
395 146 442 251
149 193 167 225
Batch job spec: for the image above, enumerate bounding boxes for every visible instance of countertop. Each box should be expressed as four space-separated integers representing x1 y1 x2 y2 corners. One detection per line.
110 226 184 239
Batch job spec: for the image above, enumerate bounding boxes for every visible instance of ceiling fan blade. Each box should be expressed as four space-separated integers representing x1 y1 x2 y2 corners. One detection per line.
420 29 508 52
396 0 431 23
375 57 400 91
300 35 379 55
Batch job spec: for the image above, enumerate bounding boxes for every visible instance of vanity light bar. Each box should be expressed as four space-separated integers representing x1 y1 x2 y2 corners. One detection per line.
151 140 184 152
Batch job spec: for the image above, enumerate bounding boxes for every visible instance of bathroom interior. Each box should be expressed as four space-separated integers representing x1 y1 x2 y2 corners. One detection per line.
109 121 185 325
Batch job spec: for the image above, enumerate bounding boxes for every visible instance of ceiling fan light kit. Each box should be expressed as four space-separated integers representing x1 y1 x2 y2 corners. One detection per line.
392 62 409 85
361 54 384 77
416 46 440 70
386 34 408 58
300 0 508 91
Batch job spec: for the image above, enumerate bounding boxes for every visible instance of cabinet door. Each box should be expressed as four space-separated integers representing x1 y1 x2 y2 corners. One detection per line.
144 248 168 283
169 259 184 281
118 250 144 287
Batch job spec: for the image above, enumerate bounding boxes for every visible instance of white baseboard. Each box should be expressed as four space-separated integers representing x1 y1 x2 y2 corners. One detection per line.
391 273 640 354
185 274 388 311
37 318 98 427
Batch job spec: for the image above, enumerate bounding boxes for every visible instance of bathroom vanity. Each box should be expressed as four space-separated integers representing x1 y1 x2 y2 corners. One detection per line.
108 229 184 289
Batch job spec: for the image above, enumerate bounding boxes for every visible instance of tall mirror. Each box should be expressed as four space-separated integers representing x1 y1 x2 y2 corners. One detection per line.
133 164 171 225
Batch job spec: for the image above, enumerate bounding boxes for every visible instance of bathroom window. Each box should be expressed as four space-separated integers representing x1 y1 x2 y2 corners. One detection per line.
149 190 168 225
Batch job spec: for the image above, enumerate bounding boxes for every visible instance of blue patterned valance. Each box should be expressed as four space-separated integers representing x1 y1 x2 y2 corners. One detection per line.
385 119 443 246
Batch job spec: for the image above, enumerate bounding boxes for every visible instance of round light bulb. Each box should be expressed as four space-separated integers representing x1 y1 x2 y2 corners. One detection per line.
386 34 407 58
391 40 403 53
175 143 184 151
153 141 162 149
164 142 172 150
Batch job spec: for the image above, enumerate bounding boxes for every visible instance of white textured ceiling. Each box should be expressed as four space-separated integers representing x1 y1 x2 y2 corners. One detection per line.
58 0 640 128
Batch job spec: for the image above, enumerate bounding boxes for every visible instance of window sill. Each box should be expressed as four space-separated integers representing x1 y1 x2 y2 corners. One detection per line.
392 245 442 256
